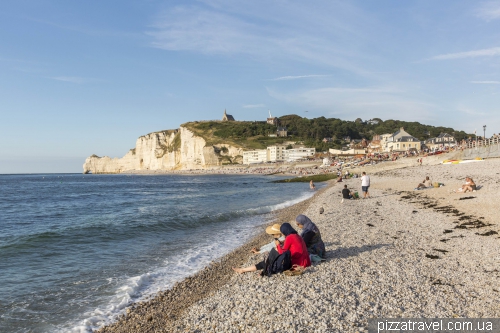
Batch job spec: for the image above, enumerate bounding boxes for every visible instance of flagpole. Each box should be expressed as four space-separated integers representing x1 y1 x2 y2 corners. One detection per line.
475 129 477 150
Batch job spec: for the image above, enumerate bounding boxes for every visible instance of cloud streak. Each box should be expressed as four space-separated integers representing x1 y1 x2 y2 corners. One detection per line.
267 85 435 122
242 104 266 108
475 1 500 21
49 76 88 84
428 47 500 60
269 75 330 81
470 80 500 84
146 1 374 76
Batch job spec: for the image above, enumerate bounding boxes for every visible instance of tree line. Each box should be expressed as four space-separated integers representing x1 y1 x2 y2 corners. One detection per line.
186 116 471 151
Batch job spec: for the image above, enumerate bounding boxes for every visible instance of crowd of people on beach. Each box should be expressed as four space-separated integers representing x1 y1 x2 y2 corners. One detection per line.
232 169 374 277
413 175 478 194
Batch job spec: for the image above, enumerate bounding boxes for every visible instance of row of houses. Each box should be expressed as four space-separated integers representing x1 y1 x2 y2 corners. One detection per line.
330 128 457 155
243 145 316 164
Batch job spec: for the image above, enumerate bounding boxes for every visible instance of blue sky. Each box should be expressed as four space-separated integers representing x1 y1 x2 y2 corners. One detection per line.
1 0 499 173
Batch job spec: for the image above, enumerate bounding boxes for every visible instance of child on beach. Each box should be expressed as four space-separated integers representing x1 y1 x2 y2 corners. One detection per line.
462 177 476 193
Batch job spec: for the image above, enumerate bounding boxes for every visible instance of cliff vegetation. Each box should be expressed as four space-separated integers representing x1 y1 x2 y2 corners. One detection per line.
184 116 471 152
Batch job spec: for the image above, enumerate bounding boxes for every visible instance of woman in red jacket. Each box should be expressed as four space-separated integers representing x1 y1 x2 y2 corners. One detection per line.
275 223 311 268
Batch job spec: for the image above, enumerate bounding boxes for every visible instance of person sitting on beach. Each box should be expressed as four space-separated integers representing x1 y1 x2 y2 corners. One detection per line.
295 215 325 260
276 223 311 268
233 224 284 274
416 176 432 189
336 175 343 183
233 223 310 274
462 177 476 193
250 224 285 254
342 185 353 199
309 180 316 190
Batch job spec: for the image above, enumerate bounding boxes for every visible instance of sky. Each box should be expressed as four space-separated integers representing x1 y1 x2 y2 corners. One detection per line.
1 0 500 173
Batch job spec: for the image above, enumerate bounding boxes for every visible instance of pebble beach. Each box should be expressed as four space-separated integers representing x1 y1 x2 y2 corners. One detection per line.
97 156 500 333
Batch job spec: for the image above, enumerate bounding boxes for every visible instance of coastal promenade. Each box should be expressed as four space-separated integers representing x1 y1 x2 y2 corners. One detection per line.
97 156 500 333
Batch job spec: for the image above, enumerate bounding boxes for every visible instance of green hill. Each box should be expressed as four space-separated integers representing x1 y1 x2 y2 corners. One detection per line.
183 116 471 151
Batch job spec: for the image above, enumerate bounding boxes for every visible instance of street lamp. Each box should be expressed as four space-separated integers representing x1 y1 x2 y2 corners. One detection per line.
483 125 487 144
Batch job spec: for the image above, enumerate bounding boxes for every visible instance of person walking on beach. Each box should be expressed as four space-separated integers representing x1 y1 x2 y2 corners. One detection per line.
361 171 370 198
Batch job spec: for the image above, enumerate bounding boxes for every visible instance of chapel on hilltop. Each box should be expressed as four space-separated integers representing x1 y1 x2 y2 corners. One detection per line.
266 110 279 126
222 109 235 121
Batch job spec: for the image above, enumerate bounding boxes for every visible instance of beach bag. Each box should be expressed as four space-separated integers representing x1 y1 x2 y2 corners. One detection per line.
261 248 292 277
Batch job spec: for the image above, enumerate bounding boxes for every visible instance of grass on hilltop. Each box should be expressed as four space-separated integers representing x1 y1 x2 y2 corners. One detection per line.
271 173 337 183
182 121 288 149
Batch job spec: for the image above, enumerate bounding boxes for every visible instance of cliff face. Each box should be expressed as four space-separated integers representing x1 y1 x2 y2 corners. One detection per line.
83 126 243 173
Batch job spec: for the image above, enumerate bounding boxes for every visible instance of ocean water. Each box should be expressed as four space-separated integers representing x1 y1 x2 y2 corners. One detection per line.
0 173 320 333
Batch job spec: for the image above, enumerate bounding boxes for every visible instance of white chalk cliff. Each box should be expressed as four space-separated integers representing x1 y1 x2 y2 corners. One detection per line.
83 126 243 173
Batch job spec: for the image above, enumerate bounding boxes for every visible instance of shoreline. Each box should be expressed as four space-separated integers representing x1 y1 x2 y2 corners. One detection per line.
95 183 332 333
96 154 499 332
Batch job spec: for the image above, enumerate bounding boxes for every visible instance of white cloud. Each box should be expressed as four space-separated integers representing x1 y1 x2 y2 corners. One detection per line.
242 104 265 108
266 86 435 122
457 107 487 116
476 1 500 21
146 1 373 75
428 47 500 60
49 76 104 84
50 76 86 84
269 75 330 81
470 80 500 84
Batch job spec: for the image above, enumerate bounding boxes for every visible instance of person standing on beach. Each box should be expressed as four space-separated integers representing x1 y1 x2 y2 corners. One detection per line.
309 180 316 190
361 171 370 198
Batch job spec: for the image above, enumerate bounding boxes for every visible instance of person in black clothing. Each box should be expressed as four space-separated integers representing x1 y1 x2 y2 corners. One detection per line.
295 215 325 259
342 185 353 199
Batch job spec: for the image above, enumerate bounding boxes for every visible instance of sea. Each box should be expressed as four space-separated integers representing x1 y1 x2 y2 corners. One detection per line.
0 173 321 333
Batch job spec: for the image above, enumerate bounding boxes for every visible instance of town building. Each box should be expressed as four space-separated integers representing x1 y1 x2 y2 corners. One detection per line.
277 127 288 137
284 147 316 161
367 140 382 154
329 148 366 155
425 133 457 151
242 145 315 164
267 145 287 162
242 149 267 164
385 127 421 152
